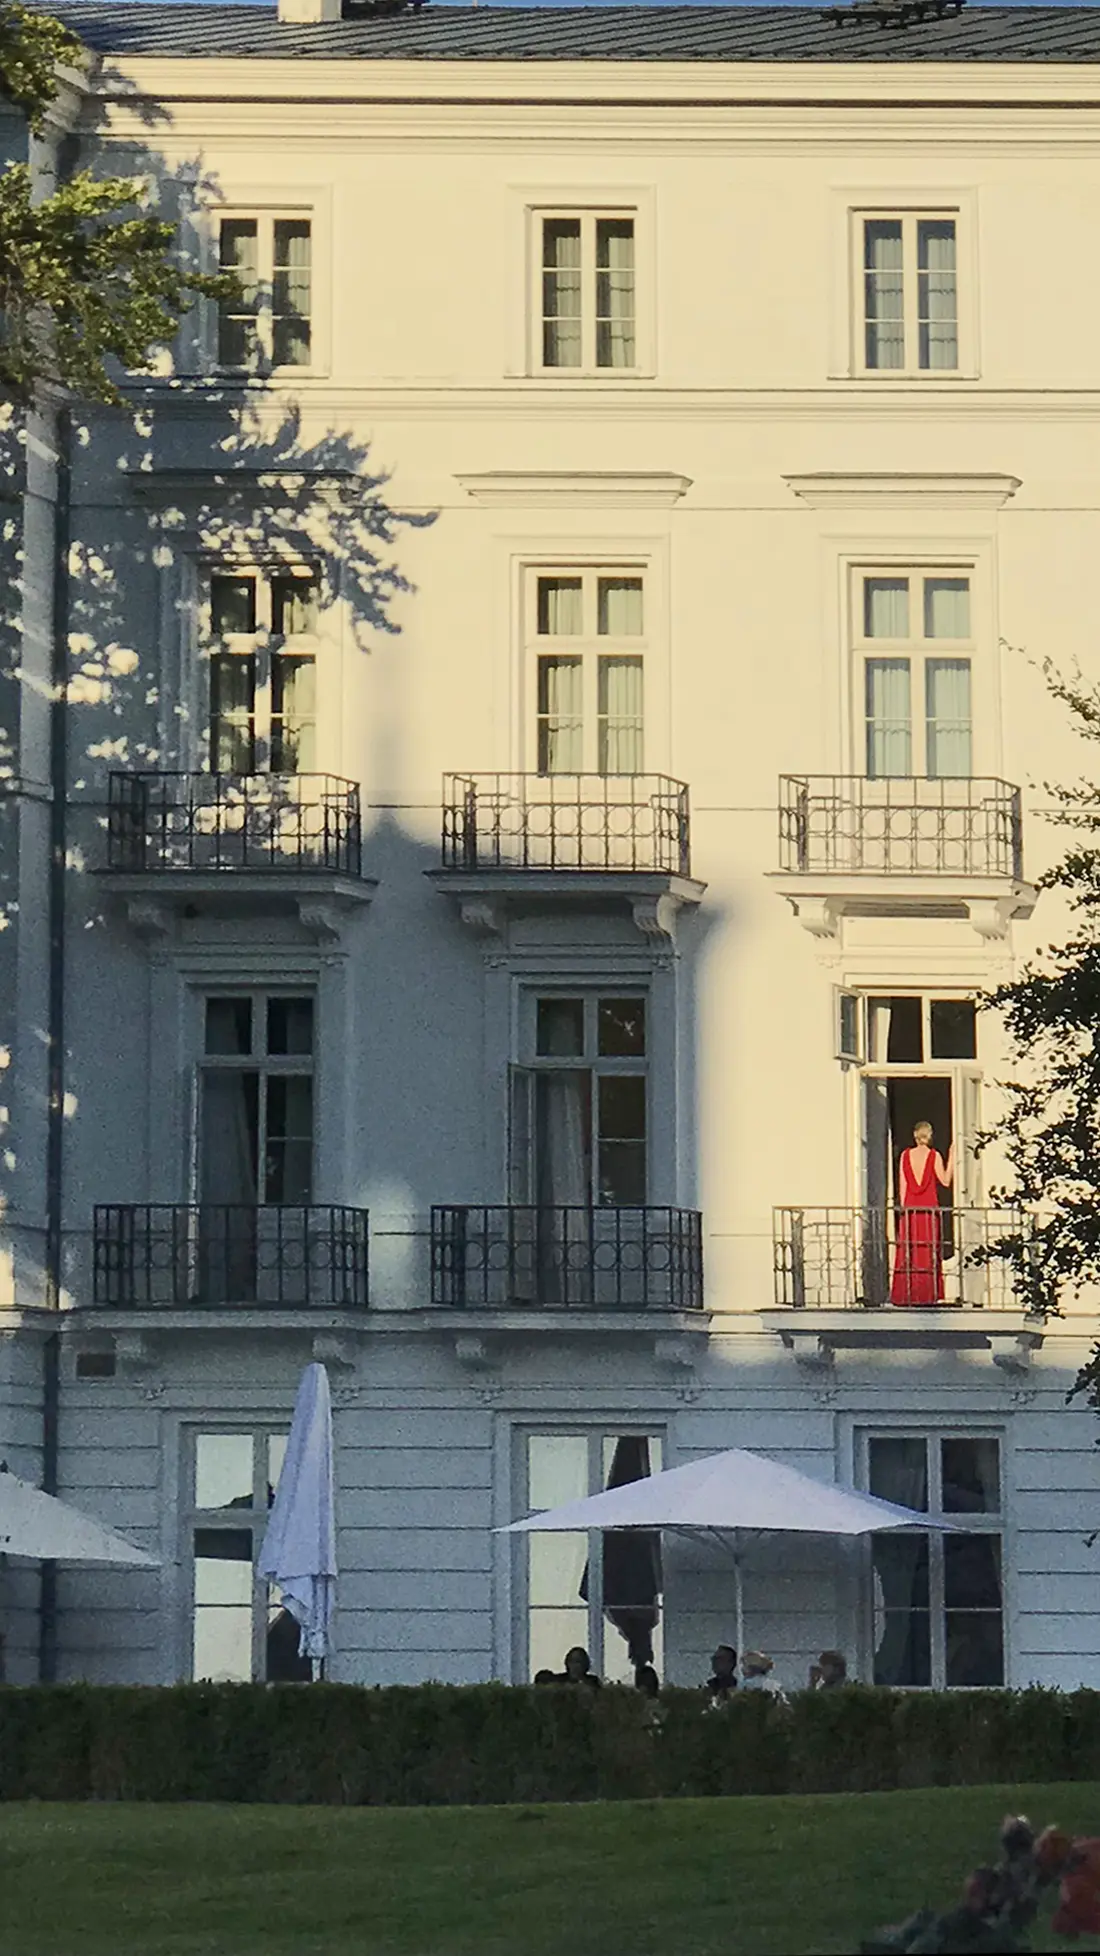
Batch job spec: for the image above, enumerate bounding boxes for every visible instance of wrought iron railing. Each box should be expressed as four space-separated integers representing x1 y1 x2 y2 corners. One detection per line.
778 777 1023 879
432 1206 704 1310
93 1205 369 1308
441 774 691 876
773 1205 1030 1311
106 773 362 875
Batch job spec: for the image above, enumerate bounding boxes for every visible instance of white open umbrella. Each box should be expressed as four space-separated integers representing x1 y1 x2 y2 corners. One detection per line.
501 1445 954 1665
0 1465 159 1566
258 1363 336 1679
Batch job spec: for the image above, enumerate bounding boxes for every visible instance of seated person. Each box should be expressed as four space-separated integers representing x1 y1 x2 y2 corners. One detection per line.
533 1668 559 1685
741 1649 785 1697
562 1645 602 1690
808 1648 848 1690
634 1663 660 1697
705 1643 738 1700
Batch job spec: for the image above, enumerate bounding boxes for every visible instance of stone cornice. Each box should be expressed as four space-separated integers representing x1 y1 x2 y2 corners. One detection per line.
783 471 1022 509
456 470 691 507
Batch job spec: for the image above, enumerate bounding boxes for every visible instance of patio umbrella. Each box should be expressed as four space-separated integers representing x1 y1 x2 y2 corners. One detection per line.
502 1445 955 1664
0 1464 158 1565
258 1362 336 1679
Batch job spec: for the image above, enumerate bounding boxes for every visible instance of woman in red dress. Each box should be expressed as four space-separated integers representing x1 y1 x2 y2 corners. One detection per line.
890 1120 955 1306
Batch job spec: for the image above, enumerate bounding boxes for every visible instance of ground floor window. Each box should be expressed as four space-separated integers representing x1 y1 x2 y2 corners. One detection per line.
522 1429 663 1684
865 1431 1003 1688
188 1428 310 1683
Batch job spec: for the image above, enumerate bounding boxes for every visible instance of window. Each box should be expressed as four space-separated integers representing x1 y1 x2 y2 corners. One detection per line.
858 213 958 374
200 992 314 1209
217 215 312 371
857 570 973 779
512 993 647 1207
858 992 980 1214
188 1429 311 1683
207 568 319 775
537 213 636 372
521 1429 663 1682
528 569 645 775
865 1433 1003 1688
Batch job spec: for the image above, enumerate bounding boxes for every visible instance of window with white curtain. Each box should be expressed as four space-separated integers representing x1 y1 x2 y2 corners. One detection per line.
537 213 636 372
217 214 312 371
528 569 645 775
206 568 320 775
856 570 973 779
857 213 959 374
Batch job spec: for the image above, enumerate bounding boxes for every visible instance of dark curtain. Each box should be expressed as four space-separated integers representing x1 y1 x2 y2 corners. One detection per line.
579 1436 662 1668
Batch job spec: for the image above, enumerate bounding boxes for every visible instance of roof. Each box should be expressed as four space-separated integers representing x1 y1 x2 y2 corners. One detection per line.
46 2 1100 64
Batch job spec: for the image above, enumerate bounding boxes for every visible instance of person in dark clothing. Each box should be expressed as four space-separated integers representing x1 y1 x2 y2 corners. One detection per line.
563 1645 602 1689
705 1643 738 1700
809 1648 848 1689
634 1663 660 1696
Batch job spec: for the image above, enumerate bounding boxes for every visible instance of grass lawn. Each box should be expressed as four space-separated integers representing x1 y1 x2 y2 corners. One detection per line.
5 1785 1100 1956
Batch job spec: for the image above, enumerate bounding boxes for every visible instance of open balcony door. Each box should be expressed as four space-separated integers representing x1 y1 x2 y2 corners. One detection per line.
861 1072 980 1305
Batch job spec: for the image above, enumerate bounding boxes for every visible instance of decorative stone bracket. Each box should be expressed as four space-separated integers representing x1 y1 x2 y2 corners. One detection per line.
988 1329 1043 1376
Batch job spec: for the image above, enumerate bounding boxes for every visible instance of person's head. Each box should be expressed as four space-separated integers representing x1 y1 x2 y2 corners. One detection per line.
711 1643 737 1679
743 1649 774 1679
634 1664 660 1697
533 1668 557 1686
563 1646 591 1681
913 1120 934 1146
818 1649 847 1685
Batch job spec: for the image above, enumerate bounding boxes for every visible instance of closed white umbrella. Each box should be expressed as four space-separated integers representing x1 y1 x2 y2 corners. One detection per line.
258 1363 336 1678
501 1445 954 1665
0 1464 159 1566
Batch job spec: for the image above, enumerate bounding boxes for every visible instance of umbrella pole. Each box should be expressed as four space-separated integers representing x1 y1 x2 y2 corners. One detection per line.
734 1552 745 1667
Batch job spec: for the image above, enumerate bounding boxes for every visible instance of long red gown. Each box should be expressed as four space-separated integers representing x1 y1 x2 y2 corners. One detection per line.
889 1148 946 1306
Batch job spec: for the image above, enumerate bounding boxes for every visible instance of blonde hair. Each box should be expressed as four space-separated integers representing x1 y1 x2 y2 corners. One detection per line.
913 1120 933 1142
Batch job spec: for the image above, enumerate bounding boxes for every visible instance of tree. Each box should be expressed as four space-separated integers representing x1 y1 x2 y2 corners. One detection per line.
0 1 230 405
979 652 1100 1403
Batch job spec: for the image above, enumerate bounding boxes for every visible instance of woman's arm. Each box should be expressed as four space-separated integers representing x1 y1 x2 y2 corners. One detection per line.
936 1142 955 1189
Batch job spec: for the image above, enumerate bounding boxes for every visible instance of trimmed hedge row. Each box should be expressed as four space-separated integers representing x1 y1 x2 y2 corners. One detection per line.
4 1682 1100 1805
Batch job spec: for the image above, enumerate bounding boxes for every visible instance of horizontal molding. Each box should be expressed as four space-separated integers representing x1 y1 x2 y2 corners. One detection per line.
783 470 1022 508
456 470 691 507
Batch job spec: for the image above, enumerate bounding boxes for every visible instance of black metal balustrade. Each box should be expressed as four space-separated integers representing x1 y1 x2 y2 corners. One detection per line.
432 1205 704 1311
441 774 691 876
93 1205 369 1308
773 1205 1030 1311
778 776 1023 879
107 773 362 876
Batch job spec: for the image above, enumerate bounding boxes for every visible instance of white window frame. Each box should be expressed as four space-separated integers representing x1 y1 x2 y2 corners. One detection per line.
828 188 978 381
513 1424 665 1683
852 564 977 780
185 1426 299 1683
512 187 656 379
856 1427 1005 1690
202 563 323 776
849 988 983 1210
200 188 331 379
523 564 648 776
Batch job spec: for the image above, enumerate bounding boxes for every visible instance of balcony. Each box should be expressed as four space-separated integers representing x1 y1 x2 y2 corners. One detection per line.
427 774 705 947
771 776 1036 941
431 1206 704 1313
764 1204 1043 1372
101 773 374 940
92 1205 369 1310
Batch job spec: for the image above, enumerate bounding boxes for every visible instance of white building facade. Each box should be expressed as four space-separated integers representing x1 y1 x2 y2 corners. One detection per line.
2 0 1100 1692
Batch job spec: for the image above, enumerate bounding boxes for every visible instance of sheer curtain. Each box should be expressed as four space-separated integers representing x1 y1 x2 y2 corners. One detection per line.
200 1073 258 1301
542 219 582 368
273 219 312 368
271 655 317 775
925 659 972 778
863 219 904 370
596 219 636 369
865 659 912 778
869 1438 931 1687
537 659 583 775
918 220 958 371
598 660 644 775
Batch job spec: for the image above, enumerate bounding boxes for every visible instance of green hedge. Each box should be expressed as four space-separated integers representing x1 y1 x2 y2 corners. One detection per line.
2 1683 1099 1805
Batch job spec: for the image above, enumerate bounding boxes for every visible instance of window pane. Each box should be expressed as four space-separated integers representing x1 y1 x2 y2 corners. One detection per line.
218 219 259 369
926 659 972 779
273 219 312 368
872 1534 931 1686
864 219 904 370
195 1434 254 1510
542 218 582 369
528 1434 588 1510
536 578 583 635
864 578 909 639
263 1077 313 1203
597 578 643 637
595 218 635 369
271 574 319 637
942 1440 1000 1515
597 1077 647 1205
205 997 252 1057
598 1075 646 1143
865 659 912 779
918 219 958 371
866 995 923 1065
267 997 314 1057
209 654 256 775
869 1436 928 1509
597 658 644 775
924 578 970 639
193 1528 254 1682
536 657 583 775
597 998 645 1058
267 1434 287 1504
946 1611 1003 1687
536 998 585 1059
945 1534 1002 1612
929 999 977 1061
211 576 256 636
529 1531 588 1607
271 654 316 773
530 1607 588 1679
